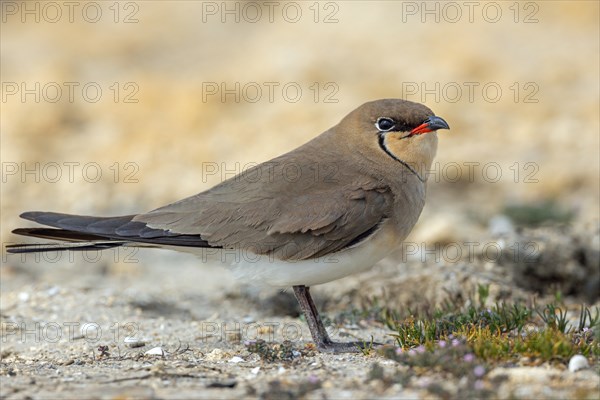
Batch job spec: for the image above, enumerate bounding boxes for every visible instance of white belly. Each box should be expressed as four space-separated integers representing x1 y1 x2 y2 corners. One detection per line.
167 223 401 288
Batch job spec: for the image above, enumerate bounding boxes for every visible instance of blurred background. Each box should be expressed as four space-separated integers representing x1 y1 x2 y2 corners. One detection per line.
1 1 599 296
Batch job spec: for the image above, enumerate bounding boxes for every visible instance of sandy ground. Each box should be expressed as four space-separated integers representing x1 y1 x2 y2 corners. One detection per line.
1 1 599 399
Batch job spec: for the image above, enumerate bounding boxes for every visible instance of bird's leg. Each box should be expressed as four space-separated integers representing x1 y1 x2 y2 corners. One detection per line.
292 285 374 353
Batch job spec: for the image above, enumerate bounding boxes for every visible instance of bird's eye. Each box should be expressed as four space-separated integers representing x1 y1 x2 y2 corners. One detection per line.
376 117 395 132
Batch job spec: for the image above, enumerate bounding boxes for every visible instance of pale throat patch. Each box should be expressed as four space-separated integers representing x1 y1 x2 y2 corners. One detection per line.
379 132 427 183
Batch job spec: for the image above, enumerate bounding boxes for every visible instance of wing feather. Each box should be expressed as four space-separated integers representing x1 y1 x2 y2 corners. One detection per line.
135 141 394 260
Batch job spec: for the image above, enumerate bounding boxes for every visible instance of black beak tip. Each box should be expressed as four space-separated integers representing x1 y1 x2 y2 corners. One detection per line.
427 115 450 131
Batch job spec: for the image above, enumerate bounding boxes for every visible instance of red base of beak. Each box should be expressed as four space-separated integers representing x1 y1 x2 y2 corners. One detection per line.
410 115 450 135
410 123 432 135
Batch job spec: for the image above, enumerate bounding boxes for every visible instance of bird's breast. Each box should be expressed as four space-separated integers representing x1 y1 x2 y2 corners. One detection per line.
225 221 404 288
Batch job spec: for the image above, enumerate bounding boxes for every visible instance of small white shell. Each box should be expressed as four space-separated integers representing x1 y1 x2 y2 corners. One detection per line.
228 356 244 363
568 354 589 372
145 347 166 356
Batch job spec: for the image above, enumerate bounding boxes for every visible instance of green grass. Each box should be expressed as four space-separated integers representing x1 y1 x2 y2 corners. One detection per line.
502 200 574 226
357 285 599 365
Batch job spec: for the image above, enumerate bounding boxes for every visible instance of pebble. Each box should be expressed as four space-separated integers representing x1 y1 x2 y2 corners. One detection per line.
228 356 244 363
568 355 589 372
489 215 515 236
79 323 100 338
124 336 145 348
145 347 167 356
205 349 225 361
250 367 260 375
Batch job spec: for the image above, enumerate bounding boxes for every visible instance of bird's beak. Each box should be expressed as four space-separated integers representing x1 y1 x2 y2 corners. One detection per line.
410 116 450 135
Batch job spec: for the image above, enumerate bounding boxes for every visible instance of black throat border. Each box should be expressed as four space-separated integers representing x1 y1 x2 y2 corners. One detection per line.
377 132 425 183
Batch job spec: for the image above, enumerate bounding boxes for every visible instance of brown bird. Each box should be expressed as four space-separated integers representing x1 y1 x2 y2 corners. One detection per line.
8 99 449 353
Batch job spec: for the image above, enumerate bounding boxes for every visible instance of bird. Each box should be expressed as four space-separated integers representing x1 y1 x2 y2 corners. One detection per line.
7 99 449 353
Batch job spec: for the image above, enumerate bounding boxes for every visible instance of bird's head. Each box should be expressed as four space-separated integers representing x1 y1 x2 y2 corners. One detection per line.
338 99 450 181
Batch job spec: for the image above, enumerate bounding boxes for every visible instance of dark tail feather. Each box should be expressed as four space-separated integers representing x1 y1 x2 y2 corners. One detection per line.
7 227 127 254
18 212 140 235
7 242 124 254
12 227 115 242
8 211 217 254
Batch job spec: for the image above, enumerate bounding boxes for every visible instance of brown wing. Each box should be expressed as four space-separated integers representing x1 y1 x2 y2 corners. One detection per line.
132 138 394 260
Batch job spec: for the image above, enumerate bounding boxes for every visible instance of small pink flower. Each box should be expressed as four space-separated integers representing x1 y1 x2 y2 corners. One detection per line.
474 365 486 377
463 353 475 362
438 340 447 348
